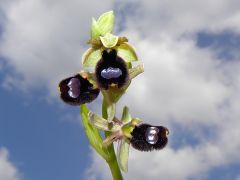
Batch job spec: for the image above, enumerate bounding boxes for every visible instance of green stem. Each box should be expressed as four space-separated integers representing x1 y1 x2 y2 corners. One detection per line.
106 147 123 180
102 99 123 180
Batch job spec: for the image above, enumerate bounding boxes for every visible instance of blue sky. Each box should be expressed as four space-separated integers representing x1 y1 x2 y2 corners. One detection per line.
0 73 91 180
1 0 240 180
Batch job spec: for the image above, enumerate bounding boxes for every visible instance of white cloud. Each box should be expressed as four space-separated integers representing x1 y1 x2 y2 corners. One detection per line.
86 36 240 179
0 148 21 180
121 0 240 37
0 0 113 95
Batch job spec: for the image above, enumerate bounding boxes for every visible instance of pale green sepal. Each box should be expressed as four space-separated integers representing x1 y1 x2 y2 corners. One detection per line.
89 111 120 132
80 104 109 160
91 18 101 39
129 64 144 80
82 48 101 67
121 106 132 124
116 43 138 62
100 33 119 48
97 11 114 36
117 138 130 173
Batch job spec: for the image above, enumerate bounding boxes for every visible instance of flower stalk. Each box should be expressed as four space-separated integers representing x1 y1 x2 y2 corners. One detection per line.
102 98 123 180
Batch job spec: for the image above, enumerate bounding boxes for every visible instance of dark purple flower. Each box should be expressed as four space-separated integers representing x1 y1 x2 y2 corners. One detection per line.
59 74 99 105
130 124 169 151
95 49 129 89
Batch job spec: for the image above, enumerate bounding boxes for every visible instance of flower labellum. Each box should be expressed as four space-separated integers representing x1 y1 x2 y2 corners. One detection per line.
130 124 169 151
58 74 99 105
95 49 129 89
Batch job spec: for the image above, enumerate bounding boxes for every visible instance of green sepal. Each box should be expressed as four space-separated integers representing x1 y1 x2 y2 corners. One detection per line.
97 11 114 36
88 111 120 132
91 11 114 39
82 48 102 67
129 64 144 80
121 106 132 124
100 33 119 48
80 104 109 160
116 43 138 62
117 137 130 173
91 18 101 39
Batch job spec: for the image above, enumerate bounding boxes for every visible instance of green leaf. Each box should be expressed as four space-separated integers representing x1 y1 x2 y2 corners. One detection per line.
116 43 138 62
121 106 132 124
100 33 119 48
82 48 101 67
117 138 130 173
91 18 101 39
89 111 120 131
97 11 114 36
80 104 109 160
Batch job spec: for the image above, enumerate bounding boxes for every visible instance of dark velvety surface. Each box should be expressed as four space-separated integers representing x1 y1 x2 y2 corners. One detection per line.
95 49 129 89
130 124 168 151
59 74 99 105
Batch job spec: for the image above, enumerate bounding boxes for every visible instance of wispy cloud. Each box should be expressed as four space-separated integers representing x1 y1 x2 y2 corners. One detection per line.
0 148 21 180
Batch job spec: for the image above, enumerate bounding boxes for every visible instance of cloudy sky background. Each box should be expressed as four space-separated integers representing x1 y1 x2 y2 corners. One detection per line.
1 0 240 180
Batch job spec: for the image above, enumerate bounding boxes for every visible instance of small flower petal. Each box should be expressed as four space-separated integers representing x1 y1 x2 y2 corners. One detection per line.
100 33 119 48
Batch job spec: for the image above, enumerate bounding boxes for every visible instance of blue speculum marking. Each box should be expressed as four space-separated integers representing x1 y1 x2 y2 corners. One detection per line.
145 127 159 144
101 67 122 79
67 78 80 98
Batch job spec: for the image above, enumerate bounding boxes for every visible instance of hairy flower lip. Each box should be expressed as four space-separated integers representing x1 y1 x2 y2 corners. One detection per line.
58 74 99 105
130 124 169 152
95 49 129 89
